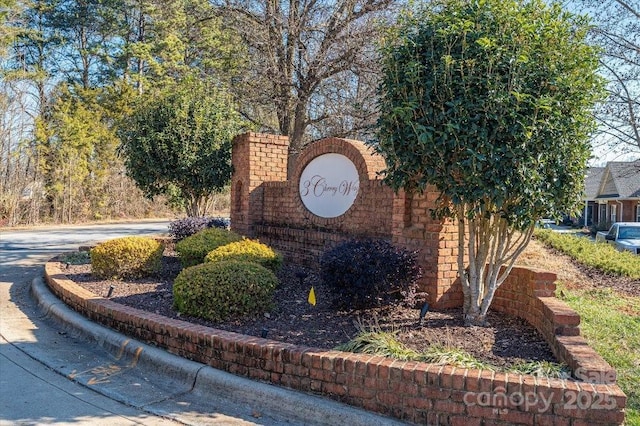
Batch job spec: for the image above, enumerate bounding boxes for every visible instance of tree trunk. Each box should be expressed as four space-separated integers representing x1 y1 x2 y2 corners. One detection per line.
185 193 211 217
457 204 535 326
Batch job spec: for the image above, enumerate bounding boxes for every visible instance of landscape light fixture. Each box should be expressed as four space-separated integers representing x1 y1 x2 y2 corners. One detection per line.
418 302 430 326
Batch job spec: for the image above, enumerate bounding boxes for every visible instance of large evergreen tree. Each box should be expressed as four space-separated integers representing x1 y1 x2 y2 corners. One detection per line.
121 0 246 94
34 85 120 222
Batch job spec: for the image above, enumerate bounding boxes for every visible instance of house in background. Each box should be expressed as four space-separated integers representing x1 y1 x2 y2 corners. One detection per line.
582 160 640 226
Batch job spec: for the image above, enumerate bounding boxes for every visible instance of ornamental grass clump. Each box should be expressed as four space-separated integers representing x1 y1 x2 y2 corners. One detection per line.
205 238 282 272
173 260 278 321
175 227 242 268
336 329 424 361
336 324 491 370
90 236 164 279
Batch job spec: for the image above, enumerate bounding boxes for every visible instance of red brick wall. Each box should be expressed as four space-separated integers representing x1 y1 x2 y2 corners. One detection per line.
493 267 617 385
598 200 638 223
390 189 464 309
221 133 626 423
230 132 289 236
232 133 391 232
45 261 627 425
231 133 397 266
611 200 637 222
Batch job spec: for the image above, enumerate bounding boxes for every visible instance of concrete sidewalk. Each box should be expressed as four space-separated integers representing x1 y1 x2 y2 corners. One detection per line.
1 274 404 425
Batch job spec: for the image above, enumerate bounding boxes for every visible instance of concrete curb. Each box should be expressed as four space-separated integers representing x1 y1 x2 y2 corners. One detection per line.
30 276 406 426
31 276 203 388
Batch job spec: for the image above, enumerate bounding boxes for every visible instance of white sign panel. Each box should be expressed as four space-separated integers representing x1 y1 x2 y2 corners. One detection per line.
299 153 360 218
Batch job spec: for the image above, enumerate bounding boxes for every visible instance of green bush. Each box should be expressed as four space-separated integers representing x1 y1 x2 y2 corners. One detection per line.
204 238 282 272
175 227 242 268
535 229 640 278
90 236 164 279
60 251 90 265
173 260 278 321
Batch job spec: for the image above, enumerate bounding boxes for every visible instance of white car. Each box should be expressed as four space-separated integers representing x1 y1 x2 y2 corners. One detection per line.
595 222 640 255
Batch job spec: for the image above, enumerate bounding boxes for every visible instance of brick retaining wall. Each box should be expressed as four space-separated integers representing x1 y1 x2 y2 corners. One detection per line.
493 267 617 386
45 260 626 425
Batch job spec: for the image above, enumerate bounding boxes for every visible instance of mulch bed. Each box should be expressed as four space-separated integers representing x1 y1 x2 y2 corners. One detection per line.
59 245 563 371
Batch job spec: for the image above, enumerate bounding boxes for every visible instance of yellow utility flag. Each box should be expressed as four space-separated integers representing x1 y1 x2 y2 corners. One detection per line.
308 286 316 306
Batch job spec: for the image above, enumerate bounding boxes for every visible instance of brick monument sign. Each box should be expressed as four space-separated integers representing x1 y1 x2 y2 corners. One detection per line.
231 131 465 309
225 132 625 425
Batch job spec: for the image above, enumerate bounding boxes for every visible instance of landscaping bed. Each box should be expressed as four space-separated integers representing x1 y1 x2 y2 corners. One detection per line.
62 244 561 372
49 235 633 424
59 233 639 374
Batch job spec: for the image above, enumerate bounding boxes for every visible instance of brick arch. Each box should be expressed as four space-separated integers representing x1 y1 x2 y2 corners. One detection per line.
291 138 387 226
293 137 386 182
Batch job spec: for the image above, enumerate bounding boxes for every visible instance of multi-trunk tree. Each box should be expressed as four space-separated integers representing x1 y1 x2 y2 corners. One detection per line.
377 0 605 325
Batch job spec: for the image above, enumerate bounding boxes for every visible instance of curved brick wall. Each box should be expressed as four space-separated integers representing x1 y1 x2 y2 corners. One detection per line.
44 259 626 425
292 137 386 181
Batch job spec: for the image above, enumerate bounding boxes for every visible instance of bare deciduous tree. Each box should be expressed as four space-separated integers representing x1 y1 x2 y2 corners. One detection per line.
569 0 640 158
219 0 400 158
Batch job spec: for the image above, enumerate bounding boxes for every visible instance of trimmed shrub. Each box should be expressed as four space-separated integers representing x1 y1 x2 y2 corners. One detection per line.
320 239 422 309
535 229 640 278
173 260 278 321
175 227 242 268
204 238 282 272
90 236 164 279
168 216 231 241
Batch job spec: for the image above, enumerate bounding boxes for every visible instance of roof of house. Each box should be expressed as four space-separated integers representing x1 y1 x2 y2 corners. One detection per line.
607 161 640 198
584 167 605 199
587 160 640 200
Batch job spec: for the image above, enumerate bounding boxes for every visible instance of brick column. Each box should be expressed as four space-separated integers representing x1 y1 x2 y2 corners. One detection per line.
230 132 289 237
391 189 463 309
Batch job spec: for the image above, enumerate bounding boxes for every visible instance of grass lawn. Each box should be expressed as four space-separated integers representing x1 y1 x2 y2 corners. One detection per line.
521 235 640 425
559 287 640 425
